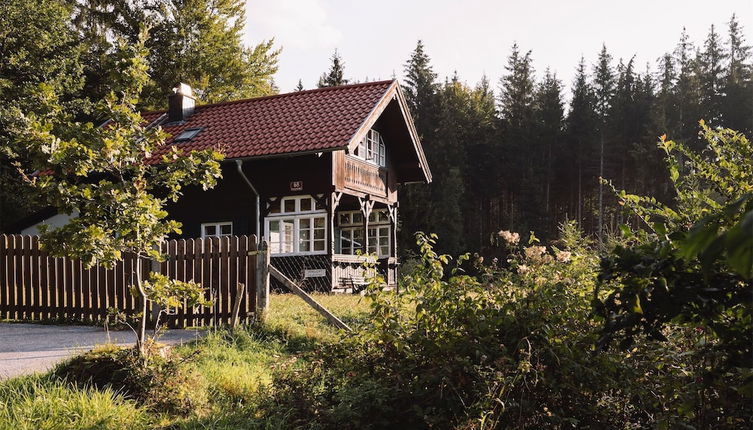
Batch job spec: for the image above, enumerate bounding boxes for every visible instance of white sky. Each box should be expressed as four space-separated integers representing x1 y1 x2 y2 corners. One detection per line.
244 0 753 95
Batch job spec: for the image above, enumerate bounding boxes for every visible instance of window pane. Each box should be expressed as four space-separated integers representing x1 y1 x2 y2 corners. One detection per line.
269 201 281 214
284 199 296 213
300 240 310 252
299 229 311 240
314 229 324 240
338 213 350 225
300 198 312 211
204 225 216 236
314 240 325 251
300 218 310 229
315 199 326 210
282 221 294 253
378 211 390 223
368 211 376 223
353 212 363 224
220 224 232 235
380 246 389 257
314 217 325 228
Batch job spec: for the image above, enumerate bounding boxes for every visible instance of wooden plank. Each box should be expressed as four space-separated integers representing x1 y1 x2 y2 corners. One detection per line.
228 236 238 325
220 236 230 325
0 235 7 319
177 239 187 328
202 237 212 326
191 238 201 327
237 235 249 322
11 235 21 319
269 265 350 331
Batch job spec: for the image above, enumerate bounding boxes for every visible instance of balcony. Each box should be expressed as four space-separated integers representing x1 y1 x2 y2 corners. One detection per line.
343 156 387 197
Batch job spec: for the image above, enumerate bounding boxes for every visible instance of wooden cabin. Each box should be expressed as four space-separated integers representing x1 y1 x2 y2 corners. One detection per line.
16 81 430 291
61 80 427 292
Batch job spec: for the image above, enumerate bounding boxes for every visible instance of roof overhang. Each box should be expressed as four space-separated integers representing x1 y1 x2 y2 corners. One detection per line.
345 81 432 183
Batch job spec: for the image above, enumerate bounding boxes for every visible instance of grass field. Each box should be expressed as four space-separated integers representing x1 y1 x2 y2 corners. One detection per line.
0 293 369 430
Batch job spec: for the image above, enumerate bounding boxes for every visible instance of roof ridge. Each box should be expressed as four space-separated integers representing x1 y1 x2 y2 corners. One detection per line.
140 79 396 115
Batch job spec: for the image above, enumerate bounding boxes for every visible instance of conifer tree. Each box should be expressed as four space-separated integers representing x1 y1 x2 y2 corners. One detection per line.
295 79 304 91
565 57 597 228
592 44 615 243
534 69 564 232
318 49 349 88
498 43 536 231
399 41 440 252
722 14 753 133
698 24 727 125
673 28 702 145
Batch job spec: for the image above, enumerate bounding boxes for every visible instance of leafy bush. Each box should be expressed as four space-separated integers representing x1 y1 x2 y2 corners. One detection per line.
262 225 643 428
54 343 208 416
596 125 752 427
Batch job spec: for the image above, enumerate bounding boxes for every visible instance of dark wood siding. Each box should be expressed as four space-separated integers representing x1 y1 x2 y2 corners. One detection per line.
165 154 333 239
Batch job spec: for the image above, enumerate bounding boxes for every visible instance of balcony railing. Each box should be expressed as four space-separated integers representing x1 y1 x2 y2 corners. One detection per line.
343 156 387 196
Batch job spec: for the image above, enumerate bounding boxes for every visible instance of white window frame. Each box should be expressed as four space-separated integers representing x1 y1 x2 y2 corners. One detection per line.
201 221 233 238
355 129 386 167
265 195 327 256
336 209 391 258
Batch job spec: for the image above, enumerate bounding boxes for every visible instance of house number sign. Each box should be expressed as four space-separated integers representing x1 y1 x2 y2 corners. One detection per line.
304 269 326 278
290 180 303 191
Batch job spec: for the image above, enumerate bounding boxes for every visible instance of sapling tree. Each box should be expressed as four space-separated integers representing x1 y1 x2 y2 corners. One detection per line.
5 33 223 355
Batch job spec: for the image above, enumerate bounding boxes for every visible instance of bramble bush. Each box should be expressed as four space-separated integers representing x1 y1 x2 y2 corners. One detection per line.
264 225 625 428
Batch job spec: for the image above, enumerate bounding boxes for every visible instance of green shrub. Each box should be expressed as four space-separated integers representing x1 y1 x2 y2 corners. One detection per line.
54 343 208 416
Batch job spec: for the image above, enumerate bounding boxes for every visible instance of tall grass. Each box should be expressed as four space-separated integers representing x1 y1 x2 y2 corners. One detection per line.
0 293 369 429
0 375 152 430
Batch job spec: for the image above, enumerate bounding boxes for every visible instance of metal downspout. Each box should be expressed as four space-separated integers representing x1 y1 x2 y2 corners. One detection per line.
235 160 261 240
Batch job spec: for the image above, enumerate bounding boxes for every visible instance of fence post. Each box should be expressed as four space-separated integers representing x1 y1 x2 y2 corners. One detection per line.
255 239 269 321
150 248 161 325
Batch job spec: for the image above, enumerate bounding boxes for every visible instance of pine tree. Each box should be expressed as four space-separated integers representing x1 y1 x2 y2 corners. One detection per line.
655 52 679 136
399 41 440 253
565 57 597 229
722 14 753 133
295 79 304 91
534 69 564 233
698 24 727 125
402 40 439 139
592 44 615 243
318 49 349 88
498 43 537 231
674 28 702 144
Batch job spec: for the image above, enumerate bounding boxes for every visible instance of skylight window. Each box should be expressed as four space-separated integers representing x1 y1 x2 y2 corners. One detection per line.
173 127 203 142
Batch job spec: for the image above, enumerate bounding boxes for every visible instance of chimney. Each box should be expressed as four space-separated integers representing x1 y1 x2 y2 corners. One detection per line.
167 83 195 123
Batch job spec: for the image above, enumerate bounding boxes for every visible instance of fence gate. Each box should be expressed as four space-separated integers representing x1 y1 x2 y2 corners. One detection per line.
0 234 263 328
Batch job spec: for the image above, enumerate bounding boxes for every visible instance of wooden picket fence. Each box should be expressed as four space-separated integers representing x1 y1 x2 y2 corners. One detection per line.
0 234 264 328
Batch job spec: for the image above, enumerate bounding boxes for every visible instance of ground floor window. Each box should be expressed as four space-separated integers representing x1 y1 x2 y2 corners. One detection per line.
264 196 327 254
339 227 364 255
368 226 390 257
336 210 391 258
201 222 233 238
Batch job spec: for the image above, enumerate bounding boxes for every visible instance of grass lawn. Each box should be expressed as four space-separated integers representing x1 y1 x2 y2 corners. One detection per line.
0 293 369 430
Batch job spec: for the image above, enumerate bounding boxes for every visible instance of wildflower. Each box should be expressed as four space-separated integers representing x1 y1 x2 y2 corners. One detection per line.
517 264 529 274
498 230 520 245
555 250 572 263
524 245 547 260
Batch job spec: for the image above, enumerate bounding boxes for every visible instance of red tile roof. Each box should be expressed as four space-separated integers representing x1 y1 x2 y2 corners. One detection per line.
143 80 395 161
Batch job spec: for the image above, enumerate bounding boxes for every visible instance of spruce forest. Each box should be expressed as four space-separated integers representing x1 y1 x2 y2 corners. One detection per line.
391 18 753 256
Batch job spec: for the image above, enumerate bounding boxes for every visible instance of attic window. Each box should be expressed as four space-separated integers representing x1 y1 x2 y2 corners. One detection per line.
173 127 203 142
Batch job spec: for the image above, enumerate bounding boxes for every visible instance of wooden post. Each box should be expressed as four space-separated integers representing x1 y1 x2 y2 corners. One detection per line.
255 239 270 321
150 250 161 325
269 265 351 331
230 282 245 328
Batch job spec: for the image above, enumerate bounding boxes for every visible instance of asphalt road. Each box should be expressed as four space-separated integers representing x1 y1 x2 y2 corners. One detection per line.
0 323 204 379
